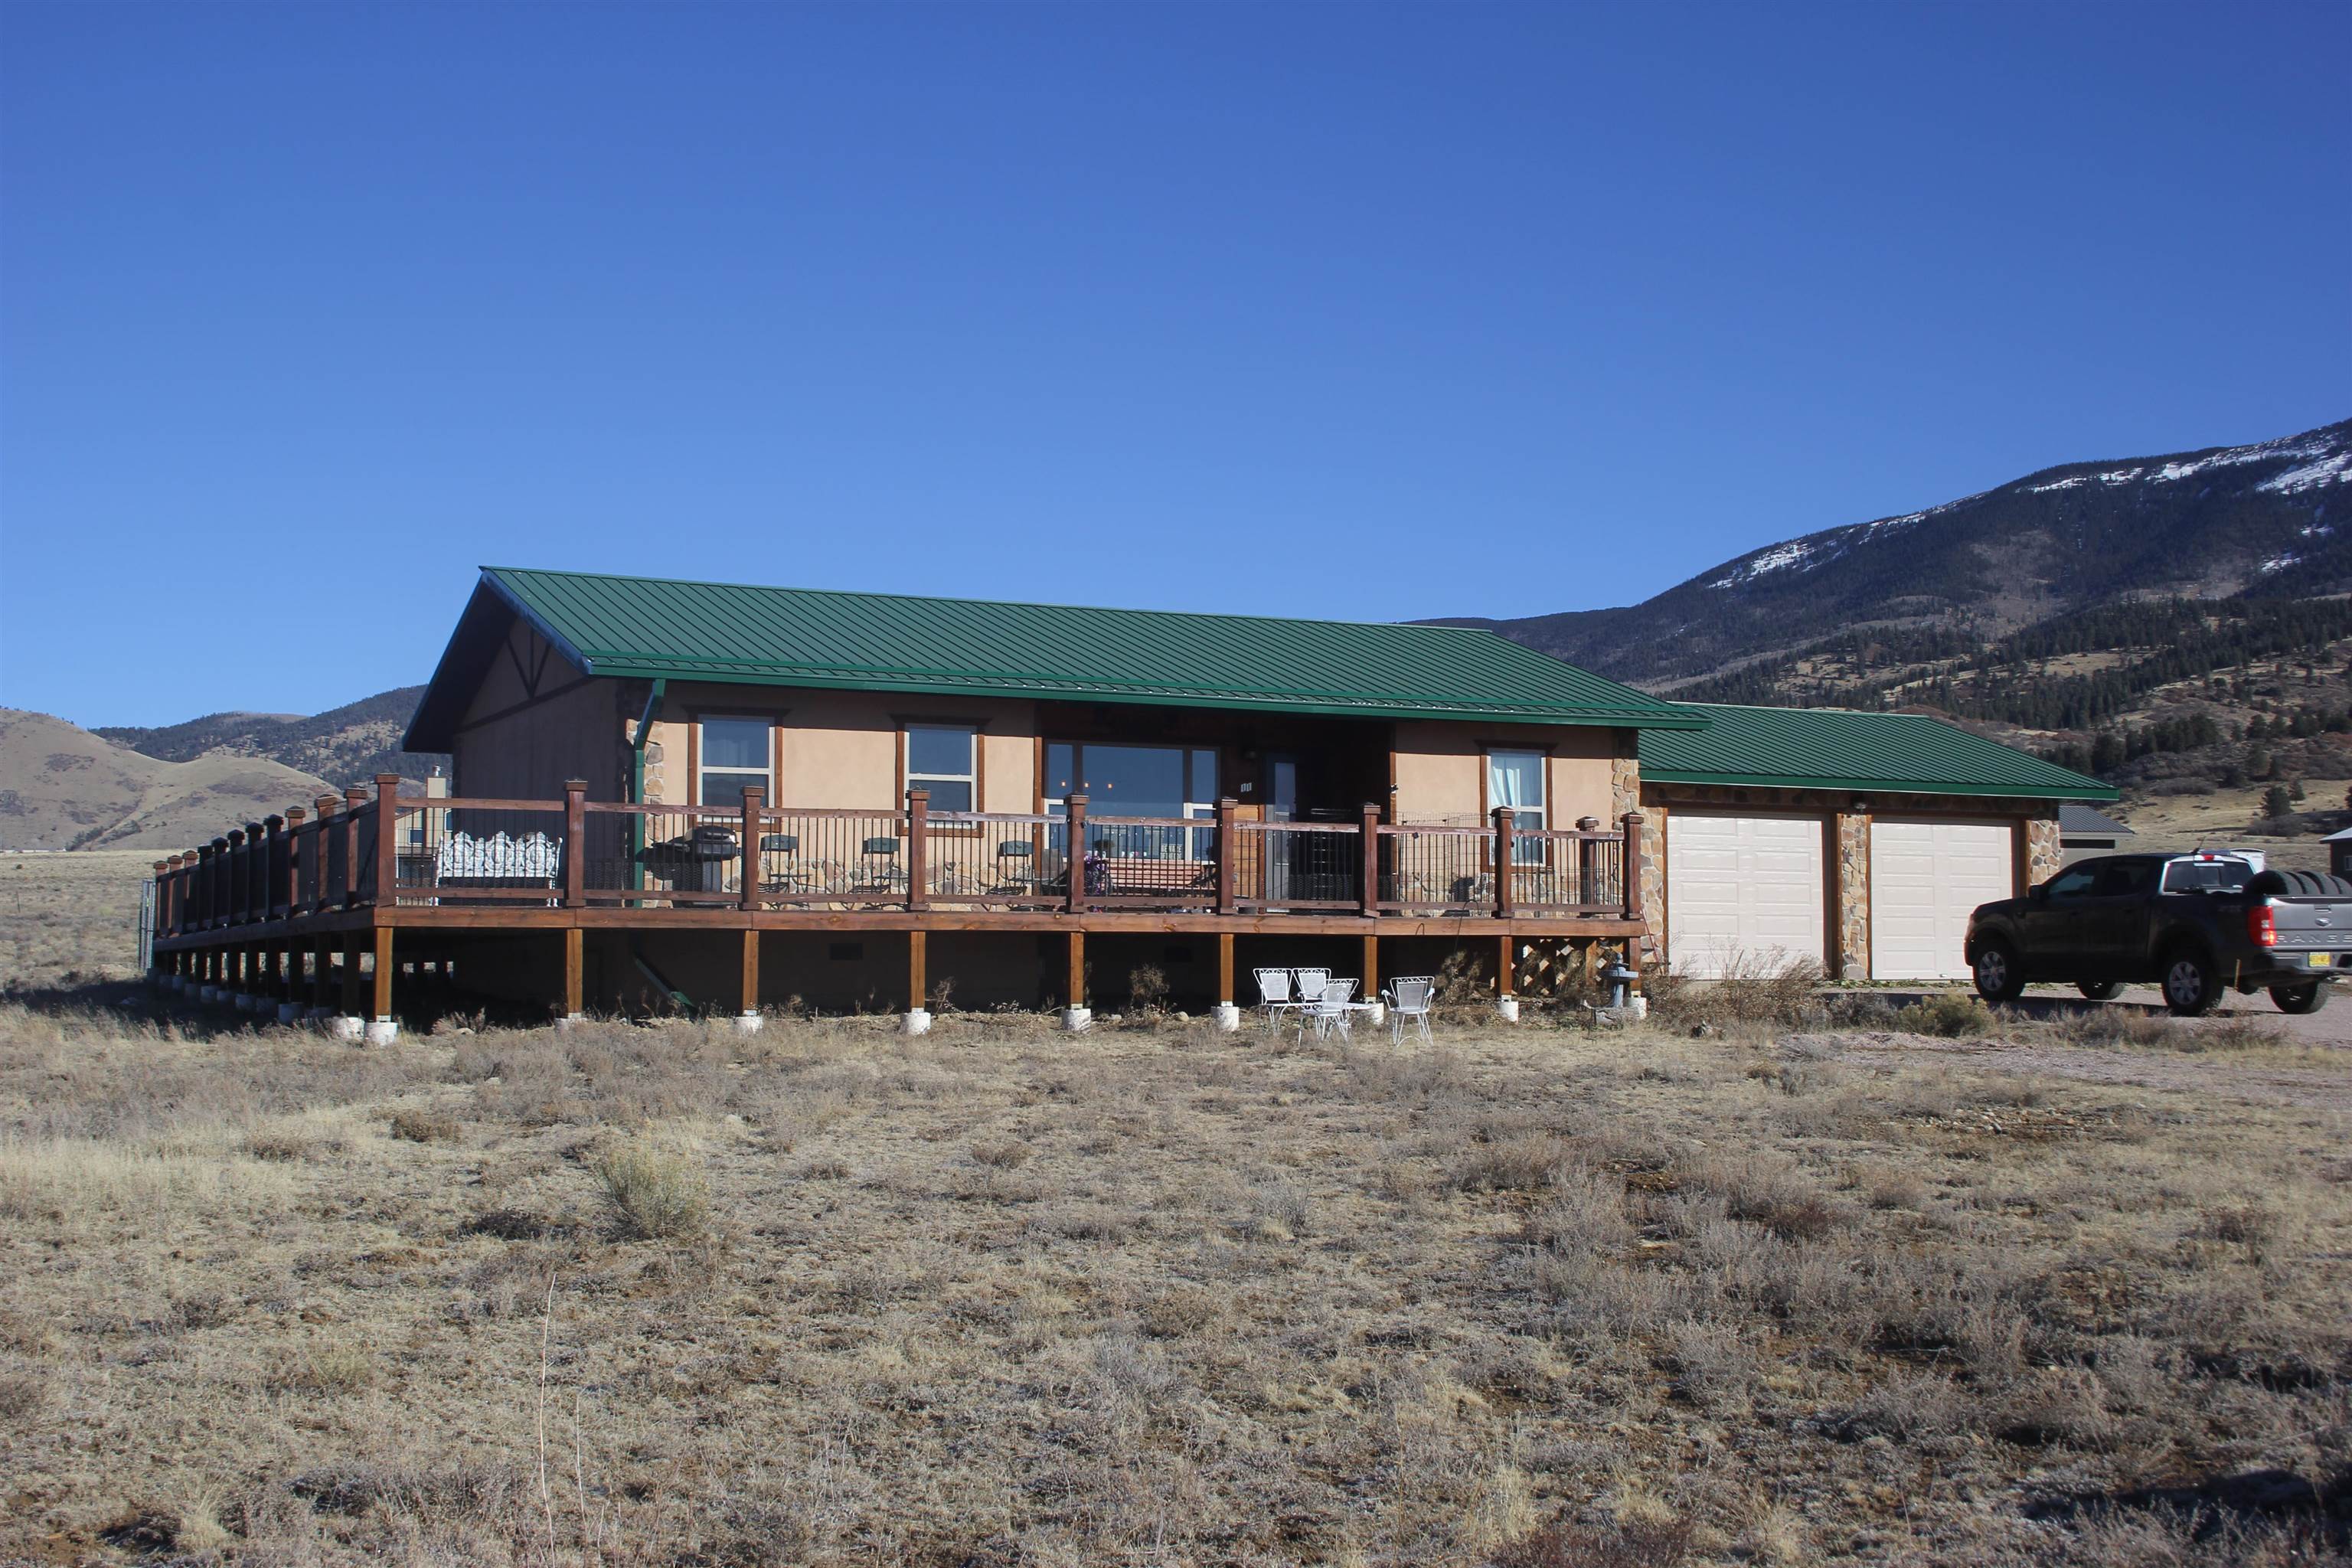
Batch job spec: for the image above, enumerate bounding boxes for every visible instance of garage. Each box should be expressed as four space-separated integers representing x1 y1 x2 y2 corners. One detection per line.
1665 811 1826 978
1869 818 2014 980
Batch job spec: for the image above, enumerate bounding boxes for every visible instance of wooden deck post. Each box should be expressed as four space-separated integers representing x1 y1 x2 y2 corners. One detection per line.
244 823 265 920
340 931 363 1014
741 929 762 1015
226 829 247 923
1363 933 1379 997
313 796 340 912
342 786 368 907
1217 931 1235 1006
374 775 402 904
1215 798 1238 915
1067 930 1085 1009
1492 807 1515 919
739 784 764 912
371 926 394 1021
1497 933 1514 998
563 928 584 1018
1359 802 1380 917
907 929 926 1012
1063 794 1088 914
1620 812 1645 923
563 780 587 909
905 788 929 913
263 815 284 917
282 808 305 913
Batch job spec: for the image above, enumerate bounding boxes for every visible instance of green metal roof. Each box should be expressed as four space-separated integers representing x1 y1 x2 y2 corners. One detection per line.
1640 703 2118 802
407 567 1702 746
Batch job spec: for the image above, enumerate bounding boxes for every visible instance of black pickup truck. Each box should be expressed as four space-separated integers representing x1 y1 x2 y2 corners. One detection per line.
1965 852 2352 1015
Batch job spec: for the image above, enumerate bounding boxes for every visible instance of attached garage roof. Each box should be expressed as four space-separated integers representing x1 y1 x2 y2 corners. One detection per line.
404 567 1703 750
1641 703 2118 802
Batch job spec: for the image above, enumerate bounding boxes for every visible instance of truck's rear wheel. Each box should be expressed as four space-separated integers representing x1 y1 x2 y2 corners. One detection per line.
2269 982 2330 1015
2161 947 2221 1017
1973 940 2024 1003
2076 981 2122 1001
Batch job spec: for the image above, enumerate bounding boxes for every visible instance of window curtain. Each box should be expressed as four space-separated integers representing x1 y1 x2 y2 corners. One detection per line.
1488 752 1542 812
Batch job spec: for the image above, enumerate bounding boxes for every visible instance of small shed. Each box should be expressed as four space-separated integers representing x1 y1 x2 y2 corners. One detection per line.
2060 802 2135 864
2325 825 2352 879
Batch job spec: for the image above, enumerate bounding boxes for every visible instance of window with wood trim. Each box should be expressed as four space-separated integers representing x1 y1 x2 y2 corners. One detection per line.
1487 749 1547 862
906 724 977 812
697 716 773 806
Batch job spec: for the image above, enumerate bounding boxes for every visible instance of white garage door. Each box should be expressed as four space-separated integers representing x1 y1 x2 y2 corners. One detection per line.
1870 819 2014 980
1665 812 1826 979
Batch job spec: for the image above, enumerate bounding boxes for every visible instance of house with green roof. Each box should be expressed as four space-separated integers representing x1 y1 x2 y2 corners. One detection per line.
1636 702 2115 984
148 567 2113 1029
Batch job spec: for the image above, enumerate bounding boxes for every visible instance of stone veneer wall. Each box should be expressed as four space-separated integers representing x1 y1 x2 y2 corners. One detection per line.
2025 815 2062 885
1833 812 1870 980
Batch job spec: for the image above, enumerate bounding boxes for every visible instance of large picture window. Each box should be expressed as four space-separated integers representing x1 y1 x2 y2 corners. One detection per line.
698 716 773 806
1487 749 1547 862
1045 743 1218 857
906 724 977 812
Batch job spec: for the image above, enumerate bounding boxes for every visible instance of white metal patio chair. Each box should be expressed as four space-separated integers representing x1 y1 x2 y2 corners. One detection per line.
1292 966 1331 1004
1302 979 1359 1042
1253 967 1298 1032
1383 975 1436 1044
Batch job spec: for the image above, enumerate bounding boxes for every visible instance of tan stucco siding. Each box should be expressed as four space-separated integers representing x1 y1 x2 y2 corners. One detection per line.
1390 722 1625 827
640 686 1037 810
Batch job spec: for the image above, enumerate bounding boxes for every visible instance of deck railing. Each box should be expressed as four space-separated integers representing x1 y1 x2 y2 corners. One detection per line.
147 775 1645 936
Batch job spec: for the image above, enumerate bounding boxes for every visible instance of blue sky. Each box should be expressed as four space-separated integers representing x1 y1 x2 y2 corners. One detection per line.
4 2 2347 727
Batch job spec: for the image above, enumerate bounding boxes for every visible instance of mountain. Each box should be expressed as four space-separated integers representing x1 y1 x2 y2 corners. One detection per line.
1441 419 2351 690
0 709 335 852
96 686 448 789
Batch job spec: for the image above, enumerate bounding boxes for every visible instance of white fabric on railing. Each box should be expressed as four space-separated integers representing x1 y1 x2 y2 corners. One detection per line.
434 831 562 880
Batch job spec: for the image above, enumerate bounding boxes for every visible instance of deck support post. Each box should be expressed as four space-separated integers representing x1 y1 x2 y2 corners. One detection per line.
1363 933 1379 999
1214 933 1239 1031
560 927 585 1027
903 929 929 1034
1496 933 1519 1022
312 936 335 1017
737 929 765 1033
367 926 398 1043
1359 802 1380 918
1062 930 1089 1031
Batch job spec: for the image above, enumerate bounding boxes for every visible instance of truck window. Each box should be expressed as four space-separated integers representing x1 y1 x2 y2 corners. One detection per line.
2096 861 2156 897
2043 865 2099 899
2161 858 2253 893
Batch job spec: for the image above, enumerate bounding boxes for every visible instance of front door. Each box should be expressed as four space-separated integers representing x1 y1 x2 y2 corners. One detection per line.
1265 753 1299 902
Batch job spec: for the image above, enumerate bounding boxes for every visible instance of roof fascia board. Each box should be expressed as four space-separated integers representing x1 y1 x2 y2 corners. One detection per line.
586 660 1708 727
1642 767 2118 802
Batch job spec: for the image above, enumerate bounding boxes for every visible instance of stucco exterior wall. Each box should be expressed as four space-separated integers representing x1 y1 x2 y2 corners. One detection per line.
635 686 1038 811
1390 721 1628 827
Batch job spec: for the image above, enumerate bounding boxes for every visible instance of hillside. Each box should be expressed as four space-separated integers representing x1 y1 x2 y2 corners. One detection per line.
0 709 334 852
96 685 446 787
1444 419 2350 689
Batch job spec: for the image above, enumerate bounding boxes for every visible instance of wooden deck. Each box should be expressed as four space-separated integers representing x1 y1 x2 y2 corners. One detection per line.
146 776 1647 1021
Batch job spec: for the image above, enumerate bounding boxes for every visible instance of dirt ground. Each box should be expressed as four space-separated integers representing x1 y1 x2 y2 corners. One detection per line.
2 979 2346 1567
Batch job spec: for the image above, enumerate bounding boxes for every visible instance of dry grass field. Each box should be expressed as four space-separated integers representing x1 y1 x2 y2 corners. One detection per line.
2 964 2347 1566
1 851 157 988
